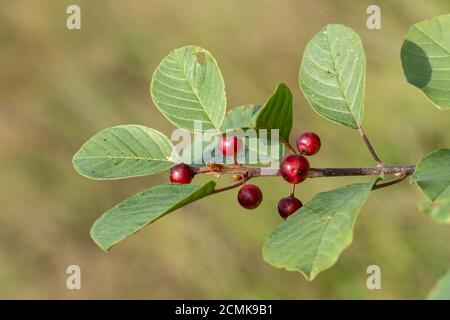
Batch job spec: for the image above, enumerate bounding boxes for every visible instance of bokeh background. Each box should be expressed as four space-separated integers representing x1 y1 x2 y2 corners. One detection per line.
1 0 449 299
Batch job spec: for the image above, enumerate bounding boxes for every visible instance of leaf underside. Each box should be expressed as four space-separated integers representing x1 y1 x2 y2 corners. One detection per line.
263 182 374 280
427 269 450 300
73 125 176 180
401 14 450 110
151 45 226 132
220 104 262 132
91 181 216 251
411 148 450 202
299 24 366 129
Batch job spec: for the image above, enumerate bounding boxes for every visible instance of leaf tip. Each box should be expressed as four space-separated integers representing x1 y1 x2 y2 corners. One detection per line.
90 226 112 253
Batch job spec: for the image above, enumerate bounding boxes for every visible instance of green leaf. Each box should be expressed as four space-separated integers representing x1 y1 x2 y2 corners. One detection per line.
263 182 374 280
299 24 366 129
411 148 450 202
418 198 450 224
242 138 285 165
178 135 217 166
91 181 216 251
254 83 293 141
150 45 226 132
427 270 450 300
220 104 262 132
182 135 284 166
73 125 176 180
218 101 286 164
401 14 450 110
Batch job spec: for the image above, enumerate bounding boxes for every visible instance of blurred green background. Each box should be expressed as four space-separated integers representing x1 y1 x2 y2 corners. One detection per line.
1 0 449 299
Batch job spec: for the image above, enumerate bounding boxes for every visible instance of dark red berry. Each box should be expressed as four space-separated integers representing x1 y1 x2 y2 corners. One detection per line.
218 136 242 157
278 196 303 219
279 154 310 184
237 184 262 209
170 163 193 184
296 132 321 156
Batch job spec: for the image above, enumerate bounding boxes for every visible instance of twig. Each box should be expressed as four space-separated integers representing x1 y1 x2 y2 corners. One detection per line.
372 173 408 190
193 164 415 193
306 165 415 178
281 138 297 154
194 164 415 178
212 180 245 194
358 126 383 165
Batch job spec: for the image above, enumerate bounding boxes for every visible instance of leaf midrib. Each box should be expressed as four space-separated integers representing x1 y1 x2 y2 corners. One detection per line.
305 211 333 279
75 155 171 161
414 24 450 55
325 27 359 126
175 50 219 130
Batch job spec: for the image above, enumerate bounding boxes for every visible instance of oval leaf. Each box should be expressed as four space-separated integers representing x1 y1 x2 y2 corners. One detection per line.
91 181 216 251
73 125 176 180
299 24 366 129
263 182 374 280
255 83 293 142
411 148 450 202
150 45 226 132
427 270 450 300
401 14 450 110
242 138 285 165
220 104 262 132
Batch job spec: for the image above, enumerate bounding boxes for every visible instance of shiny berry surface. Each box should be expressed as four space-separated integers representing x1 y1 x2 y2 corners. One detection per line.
296 132 321 156
279 154 310 184
237 184 262 209
169 163 193 184
218 136 242 157
278 196 303 219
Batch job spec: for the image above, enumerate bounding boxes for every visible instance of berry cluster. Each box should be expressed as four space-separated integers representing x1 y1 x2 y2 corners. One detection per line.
276 132 320 219
168 132 321 220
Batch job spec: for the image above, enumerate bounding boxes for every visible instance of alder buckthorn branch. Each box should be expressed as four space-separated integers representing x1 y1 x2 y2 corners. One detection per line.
72 16 450 282
191 164 416 199
175 128 415 219
183 130 416 214
191 163 416 180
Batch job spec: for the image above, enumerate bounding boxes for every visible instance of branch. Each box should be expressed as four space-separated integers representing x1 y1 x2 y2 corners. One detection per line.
193 164 416 178
307 165 415 178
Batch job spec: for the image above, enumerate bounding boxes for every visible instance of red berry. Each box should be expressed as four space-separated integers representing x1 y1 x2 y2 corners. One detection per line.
218 136 242 157
278 196 303 219
169 163 193 184
237 184 262 209
279 154 310 184
296 132 321 156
